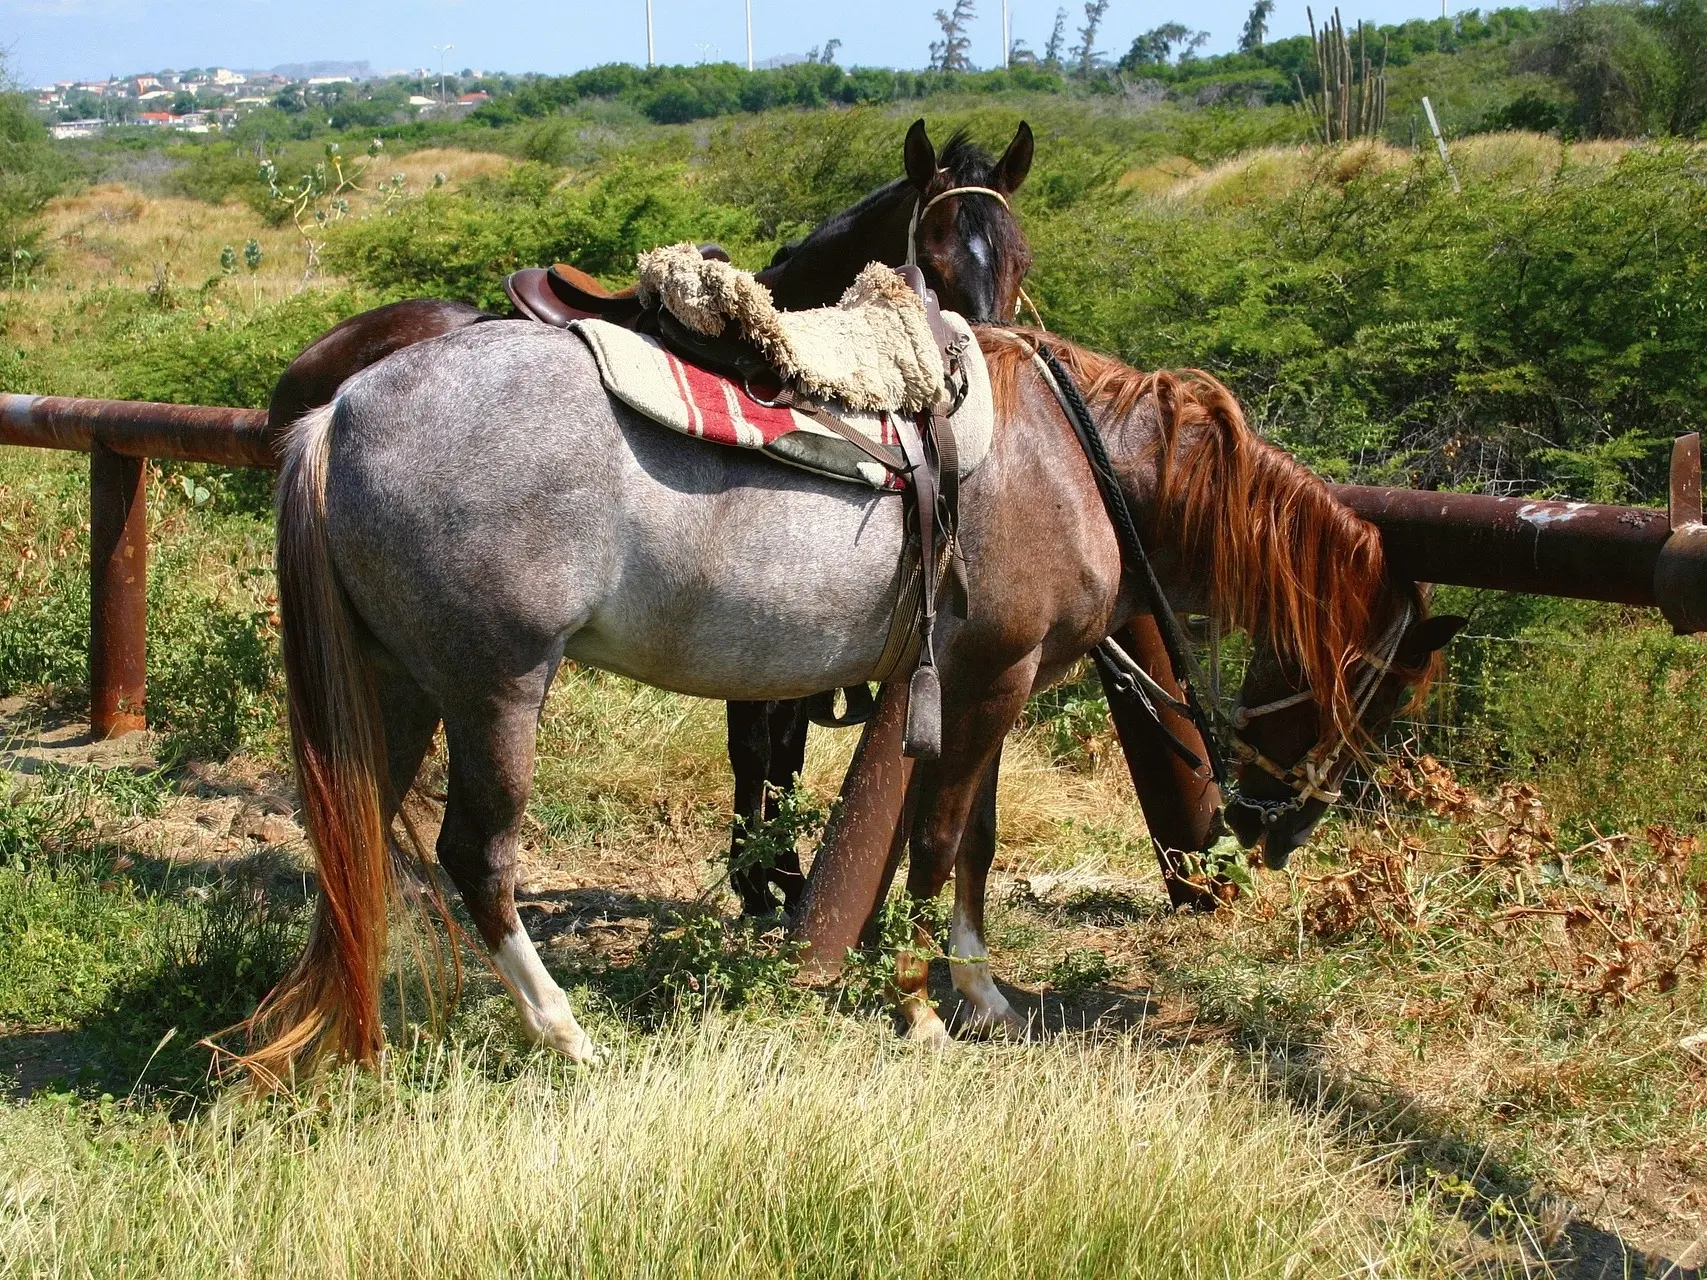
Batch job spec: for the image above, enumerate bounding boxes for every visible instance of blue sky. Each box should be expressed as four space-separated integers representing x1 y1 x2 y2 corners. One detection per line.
10 0 1511 88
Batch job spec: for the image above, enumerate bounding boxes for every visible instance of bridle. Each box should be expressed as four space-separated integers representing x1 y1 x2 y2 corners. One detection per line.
906 183 1044 328
1222 601 1414 830
1024 336 1420 836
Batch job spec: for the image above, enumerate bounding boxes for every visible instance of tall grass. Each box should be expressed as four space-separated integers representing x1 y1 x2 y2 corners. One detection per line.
0 1019 1448 1278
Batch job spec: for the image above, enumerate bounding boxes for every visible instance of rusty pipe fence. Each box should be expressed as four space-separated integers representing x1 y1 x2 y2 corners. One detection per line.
0 394 274 738
1 391 1704 741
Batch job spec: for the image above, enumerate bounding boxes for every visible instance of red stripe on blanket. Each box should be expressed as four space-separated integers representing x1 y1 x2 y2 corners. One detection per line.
664 351 796 445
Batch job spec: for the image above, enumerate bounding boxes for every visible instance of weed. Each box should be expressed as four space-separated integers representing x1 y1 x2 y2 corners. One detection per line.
603 910 805 1022
1045 947 1120 992
727 780 830 904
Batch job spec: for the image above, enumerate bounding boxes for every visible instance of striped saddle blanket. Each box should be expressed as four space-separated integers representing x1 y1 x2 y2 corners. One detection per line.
571 316 993 492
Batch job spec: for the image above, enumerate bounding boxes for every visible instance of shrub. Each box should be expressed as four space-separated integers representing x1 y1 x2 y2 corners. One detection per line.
326 160 760 305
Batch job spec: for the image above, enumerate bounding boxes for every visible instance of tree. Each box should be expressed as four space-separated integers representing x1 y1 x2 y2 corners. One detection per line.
1239 0 1275 51
820 38 843 64
1043 7 1069 67
931 0 978 72
0 63 69 287
1070 0 1110 76
1118 22 1208 69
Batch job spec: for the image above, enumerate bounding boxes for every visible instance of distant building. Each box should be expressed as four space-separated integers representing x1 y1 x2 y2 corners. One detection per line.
458 91 489 104
408 95 437 107
50 119 106 140
210 67 245 85
138 89 171 102
306 75 352 86
138 112 173 125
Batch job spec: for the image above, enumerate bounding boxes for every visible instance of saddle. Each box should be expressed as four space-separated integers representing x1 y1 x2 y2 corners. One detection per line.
506 249 965 758
503 244 732 328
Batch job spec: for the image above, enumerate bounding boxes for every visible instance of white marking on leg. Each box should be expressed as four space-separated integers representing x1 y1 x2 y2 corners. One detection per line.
950 902 1023 1037
493 929 599 1063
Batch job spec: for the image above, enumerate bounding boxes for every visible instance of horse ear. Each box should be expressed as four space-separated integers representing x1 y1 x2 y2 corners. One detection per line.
1402 614 1468 662
904 119 937 194
993 121 1034 193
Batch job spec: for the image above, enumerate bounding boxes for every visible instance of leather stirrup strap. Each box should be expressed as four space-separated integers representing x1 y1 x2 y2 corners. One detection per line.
893 411 942 758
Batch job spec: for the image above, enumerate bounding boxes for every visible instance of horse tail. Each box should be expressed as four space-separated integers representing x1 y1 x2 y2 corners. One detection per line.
245 400 393 1086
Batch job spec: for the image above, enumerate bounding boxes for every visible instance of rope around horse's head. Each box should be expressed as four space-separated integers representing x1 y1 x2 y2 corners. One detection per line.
905 185 1045 328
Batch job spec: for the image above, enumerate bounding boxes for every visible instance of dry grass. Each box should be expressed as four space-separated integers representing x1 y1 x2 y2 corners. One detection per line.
0 1018 1456 1278
1164 133 1643 208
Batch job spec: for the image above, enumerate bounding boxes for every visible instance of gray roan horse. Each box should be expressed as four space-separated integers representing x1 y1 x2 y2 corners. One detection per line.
248 326 1462 1078
266 119 1036 920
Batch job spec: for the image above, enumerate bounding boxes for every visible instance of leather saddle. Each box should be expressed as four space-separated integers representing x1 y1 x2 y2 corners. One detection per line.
504 243 732 328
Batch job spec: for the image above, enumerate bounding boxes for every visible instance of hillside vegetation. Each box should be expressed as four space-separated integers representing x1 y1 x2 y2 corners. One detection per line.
1 30 1705 1278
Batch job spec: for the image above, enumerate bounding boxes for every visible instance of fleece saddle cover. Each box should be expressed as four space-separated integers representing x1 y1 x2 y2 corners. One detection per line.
572 314 993 492
637 244 951 414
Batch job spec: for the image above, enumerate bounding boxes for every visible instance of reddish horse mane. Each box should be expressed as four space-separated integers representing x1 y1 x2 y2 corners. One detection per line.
981 330 1432 740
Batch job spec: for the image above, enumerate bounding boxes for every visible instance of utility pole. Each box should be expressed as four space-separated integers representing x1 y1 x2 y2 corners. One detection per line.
433 43 453 106
746 0 754 70
646 0 655 66
1002 0 1010 68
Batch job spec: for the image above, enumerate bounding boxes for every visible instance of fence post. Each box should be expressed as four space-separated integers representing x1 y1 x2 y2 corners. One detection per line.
88 443 147 738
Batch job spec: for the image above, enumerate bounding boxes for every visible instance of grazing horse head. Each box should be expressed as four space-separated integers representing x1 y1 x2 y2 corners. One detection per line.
983 338 1466 872
1224 605 1465 867
760 119 1034 322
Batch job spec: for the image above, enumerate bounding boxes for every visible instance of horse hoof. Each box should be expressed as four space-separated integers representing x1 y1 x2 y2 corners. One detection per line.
534 1018 602 1065
903 1011 954 1048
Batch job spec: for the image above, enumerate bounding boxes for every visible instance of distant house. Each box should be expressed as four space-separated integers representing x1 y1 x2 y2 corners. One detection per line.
138 89 171 102
407 95 437 107
458 91 489 105
210 67 245 85
50 119 105 140
133 76 162 94
139 112 173 125
306 75 351 86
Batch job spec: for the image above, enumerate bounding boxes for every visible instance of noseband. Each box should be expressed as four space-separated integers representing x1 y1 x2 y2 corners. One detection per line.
1222 602 1414 829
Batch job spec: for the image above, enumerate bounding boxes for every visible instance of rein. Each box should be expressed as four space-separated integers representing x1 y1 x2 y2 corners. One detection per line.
1029 344 1229 787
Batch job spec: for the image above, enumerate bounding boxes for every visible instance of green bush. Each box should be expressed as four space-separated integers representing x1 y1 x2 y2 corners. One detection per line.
1031 140 1707 498
326 161 760 305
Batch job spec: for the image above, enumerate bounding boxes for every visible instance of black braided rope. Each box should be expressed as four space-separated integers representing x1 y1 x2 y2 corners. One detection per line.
1036 344 1228 786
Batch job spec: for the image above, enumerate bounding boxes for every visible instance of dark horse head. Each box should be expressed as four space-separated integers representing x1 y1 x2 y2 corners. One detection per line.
761 119 1034 323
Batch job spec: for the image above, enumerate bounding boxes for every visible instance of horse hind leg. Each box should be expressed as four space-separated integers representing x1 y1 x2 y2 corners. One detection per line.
439 682 596 1063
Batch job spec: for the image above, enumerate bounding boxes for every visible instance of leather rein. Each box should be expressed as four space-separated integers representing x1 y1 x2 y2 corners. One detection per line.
1027 342 1413 830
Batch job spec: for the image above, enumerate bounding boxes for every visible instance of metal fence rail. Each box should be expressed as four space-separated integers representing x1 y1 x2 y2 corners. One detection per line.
0 394 273 737
1 390 1703 742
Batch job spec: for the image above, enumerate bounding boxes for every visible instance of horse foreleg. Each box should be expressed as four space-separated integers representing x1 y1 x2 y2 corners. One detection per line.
439 686 597 1064
947 750 1028 1038
727 700 779 916
763 699 811 912
727 699 813 916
